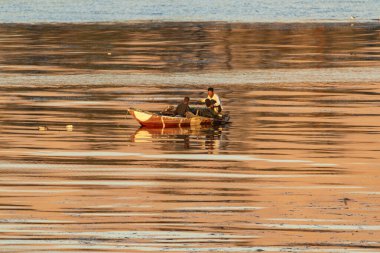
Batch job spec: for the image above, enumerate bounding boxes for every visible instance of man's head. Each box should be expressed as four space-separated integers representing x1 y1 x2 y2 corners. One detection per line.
183 97 190 104
207 87 214 97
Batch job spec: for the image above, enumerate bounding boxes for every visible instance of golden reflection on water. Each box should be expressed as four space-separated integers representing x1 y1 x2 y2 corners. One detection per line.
0 22 380 74
1 79 380 252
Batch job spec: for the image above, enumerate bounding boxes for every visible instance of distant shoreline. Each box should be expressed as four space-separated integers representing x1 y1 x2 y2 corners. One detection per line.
1 20 379 26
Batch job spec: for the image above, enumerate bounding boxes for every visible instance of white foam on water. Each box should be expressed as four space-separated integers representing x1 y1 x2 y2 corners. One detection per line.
309 163 337 167
30 150 313 164
0 230 376 252
2 230 255 239
349 191 380 195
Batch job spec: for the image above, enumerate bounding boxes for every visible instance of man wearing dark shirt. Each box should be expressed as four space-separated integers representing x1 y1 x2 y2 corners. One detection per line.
174 97 190 117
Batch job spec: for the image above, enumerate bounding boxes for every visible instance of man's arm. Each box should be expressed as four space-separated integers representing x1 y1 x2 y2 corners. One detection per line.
174 104 180 115
213 94 221 106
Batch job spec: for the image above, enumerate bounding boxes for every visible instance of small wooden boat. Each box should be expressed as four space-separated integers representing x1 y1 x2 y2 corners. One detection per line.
128 108 229 128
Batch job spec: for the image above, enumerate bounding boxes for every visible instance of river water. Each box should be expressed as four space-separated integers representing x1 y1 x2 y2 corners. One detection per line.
1 22 380 252
0 0 380 23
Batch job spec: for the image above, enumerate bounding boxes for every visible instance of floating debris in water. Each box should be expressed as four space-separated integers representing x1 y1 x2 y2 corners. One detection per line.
339 197 354 206
38 126 48 131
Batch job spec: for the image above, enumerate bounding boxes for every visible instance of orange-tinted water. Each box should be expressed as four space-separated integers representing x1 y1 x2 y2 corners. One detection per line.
0 23 380 252
1 22 380 74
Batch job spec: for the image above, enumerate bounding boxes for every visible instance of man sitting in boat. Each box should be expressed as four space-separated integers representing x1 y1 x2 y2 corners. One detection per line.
201 87 223 113
162 97 191 117
161 95 221 119
195 99 220 119
174 96 191 117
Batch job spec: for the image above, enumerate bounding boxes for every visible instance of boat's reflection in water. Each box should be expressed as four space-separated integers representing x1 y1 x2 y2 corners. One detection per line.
131 125 229 152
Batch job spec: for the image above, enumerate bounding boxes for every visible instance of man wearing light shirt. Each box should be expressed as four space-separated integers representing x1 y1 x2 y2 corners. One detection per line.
201 87 223 113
